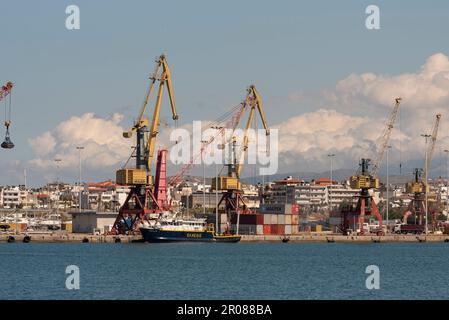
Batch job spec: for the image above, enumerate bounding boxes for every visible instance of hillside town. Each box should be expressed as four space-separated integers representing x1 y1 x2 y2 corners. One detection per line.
1 174 448 235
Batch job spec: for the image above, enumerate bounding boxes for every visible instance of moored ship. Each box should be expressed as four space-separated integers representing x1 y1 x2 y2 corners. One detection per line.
139 213 241 243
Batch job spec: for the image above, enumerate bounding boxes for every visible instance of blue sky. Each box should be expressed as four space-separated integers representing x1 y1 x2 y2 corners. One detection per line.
1 1 449 186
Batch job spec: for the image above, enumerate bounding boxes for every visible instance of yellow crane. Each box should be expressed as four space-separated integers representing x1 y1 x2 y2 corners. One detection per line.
212 85 270 235
117 55 178 186
213 85 270 192
345 97 402 235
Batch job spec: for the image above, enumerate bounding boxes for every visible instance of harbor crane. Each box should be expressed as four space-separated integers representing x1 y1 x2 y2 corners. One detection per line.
403 114 442 233
343 97 402 235
110 55 178 234
1 81 14 149
212 85 270 235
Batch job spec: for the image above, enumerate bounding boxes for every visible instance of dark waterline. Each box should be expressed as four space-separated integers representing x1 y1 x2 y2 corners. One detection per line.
1 242 449 300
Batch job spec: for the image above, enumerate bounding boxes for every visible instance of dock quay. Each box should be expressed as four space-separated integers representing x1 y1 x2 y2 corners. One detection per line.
0 233 142 243
1 232 449 243
240 234 449 243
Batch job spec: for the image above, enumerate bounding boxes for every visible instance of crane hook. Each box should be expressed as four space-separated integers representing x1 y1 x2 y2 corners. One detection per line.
1 122 14 149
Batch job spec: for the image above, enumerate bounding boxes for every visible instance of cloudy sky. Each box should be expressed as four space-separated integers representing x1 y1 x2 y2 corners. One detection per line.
1 1 449 186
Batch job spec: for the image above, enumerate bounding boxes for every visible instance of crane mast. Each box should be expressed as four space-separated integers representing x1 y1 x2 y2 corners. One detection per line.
212 85 270 235
235 85 270 179
371 97 401 177
425 113 441 177
345 97 402 236
117 55 178 186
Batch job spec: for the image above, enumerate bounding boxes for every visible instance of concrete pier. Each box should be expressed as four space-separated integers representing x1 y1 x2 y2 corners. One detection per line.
0 233 142 243
1 232 449 243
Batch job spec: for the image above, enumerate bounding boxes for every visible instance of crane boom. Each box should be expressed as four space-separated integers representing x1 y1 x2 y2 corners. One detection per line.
122 55 178 178
426 113 442 174
0 82 13 102
235 85 270 178
371 97 402 177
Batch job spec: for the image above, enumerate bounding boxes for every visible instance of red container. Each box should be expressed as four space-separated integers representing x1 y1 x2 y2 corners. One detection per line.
277 225 285 235
256 214 264 225
263 225 271 235
231 214 257 225
291 204 299 215
271 224 278 235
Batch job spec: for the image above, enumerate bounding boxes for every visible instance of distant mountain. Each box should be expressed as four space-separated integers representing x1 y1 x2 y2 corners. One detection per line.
240 169 355 185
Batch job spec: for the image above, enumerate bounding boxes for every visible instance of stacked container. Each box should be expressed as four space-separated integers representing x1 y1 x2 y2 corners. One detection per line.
218 203 300 235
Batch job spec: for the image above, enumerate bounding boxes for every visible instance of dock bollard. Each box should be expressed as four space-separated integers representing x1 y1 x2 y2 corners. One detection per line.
7 236 15 243
82 237 89 243
23 235 31 243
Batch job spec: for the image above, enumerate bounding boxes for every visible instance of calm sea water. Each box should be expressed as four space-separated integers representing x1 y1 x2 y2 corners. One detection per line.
1 242 449 300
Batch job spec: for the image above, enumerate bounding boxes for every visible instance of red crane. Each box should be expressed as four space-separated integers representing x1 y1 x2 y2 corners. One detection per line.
1 81 14 149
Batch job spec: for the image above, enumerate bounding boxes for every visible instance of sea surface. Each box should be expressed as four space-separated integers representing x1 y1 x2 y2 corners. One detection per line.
1 242 449 300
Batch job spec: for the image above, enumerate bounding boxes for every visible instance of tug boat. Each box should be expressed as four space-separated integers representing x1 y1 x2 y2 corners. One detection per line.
139 213 241 243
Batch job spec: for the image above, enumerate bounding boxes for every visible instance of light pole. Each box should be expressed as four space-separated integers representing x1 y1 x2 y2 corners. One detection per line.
201 140 208 215
327 154 335 213
386 145 392 229
76 146 84 212
444 149 449 214
421 134 431 234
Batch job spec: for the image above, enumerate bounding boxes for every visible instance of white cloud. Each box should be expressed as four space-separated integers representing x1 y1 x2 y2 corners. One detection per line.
29 131 56 157
23 53 449 183
275 53 449 174
28 113 133 182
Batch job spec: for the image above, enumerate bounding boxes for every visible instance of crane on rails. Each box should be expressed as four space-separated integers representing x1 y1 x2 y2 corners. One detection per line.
342 97 402 235
211 85 270 235
401 114 442 233
1 81 14 149
110 55 179 235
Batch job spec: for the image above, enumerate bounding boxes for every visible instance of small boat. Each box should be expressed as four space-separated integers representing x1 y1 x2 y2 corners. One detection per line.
140 212 241 243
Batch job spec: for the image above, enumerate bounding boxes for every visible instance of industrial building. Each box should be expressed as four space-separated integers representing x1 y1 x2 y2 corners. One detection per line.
70 211 118 234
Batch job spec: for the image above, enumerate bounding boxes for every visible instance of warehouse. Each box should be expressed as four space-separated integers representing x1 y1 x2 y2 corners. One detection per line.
70 211 117 234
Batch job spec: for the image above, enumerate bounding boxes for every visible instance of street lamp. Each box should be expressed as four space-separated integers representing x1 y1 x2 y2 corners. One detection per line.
444 149 449 214
327 154 335 213
76 146 84 212
386 145 392 230
201 140 208 215
421 134 431 234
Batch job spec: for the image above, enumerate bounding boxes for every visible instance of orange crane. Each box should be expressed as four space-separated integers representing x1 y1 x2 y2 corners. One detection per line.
1 81 14 149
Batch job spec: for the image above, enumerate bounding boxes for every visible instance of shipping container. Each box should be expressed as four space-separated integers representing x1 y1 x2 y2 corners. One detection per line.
292 215 299 225
263 214 271 225
291 204 299 215
313 225 323 232
256 214 264 225
263 225 271 235
231 214 257 225
270 214 278 224
291 224 300 234
238 224 257 235
285 215 292 225
278 215 285 225
256 225 264 235
277 225 285 235
271 224 278 235
285 225 292 235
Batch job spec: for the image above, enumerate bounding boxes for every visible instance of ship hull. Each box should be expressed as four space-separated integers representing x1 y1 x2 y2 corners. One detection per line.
140 228 241 243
